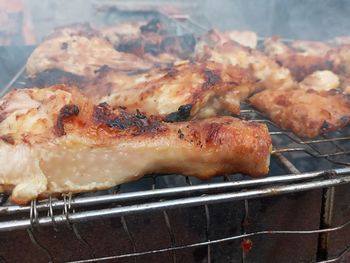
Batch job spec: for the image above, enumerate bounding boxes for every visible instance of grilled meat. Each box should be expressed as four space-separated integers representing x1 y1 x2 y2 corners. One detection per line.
263 37 333 81
250 88 350 138
328 44 350 77
300 70 340 91
97 61 257 119
26 24 153 82
0 85 272 204
196 39 295 91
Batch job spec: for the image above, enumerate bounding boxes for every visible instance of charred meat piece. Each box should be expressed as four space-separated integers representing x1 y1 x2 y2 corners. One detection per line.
26 24 153 81
0 85 272 204
250 88 350 138
99 61 257 119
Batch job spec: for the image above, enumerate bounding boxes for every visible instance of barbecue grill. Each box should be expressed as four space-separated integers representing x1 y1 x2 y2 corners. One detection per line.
0 3 350 263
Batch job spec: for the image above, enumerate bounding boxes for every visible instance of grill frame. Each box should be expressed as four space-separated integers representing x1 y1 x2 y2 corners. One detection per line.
0 10 349 263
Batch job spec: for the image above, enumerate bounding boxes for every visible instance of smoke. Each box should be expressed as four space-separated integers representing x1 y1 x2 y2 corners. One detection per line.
200 0 350 40
3 0 350 43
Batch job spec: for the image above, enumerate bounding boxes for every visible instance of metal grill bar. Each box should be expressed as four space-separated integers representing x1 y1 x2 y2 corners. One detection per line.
2 168 349 216
1 174 350 231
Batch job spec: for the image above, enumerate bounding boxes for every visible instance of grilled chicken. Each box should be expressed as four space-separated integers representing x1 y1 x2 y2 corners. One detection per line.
196 38 295 91
250 88 350 138
290 40 332 56
263 37 333 81
26 24 153 82
0 85 272 204
300 70 340 91
97 61 257 119
328 45 350 77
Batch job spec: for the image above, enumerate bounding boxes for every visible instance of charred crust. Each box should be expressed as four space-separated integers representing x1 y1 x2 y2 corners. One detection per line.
0 135 15 145
93 103 165 134
164 104 193 123
202 70 221 90
54 104 80 136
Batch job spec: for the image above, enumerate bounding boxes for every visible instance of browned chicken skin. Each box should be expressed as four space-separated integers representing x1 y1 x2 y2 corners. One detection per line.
94 61 257 119
263 37 333 81
250 88 350 138
0 85 272 204
26 24 153 81
196 36 296 91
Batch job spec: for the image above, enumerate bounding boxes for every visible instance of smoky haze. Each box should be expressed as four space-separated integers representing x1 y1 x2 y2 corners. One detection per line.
1 0 350 87
4 0 350 43
200 0 350 40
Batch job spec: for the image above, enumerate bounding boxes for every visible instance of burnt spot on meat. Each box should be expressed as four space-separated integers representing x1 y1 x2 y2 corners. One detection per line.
164 104 193 123
177 129 185 139
54 104 80 137
61 42 68 50
0 135 15 145
202 70 221 90
94 65 110 75
93 103 165 134
140 18 161 33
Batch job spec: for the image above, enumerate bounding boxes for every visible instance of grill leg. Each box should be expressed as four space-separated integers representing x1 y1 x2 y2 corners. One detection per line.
316 186 335 261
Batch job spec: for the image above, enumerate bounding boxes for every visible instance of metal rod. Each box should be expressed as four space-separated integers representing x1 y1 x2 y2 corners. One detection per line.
1 175 350 231
0 65 26 97
2 168 349 215
317 186 336 261
273 153 300 174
